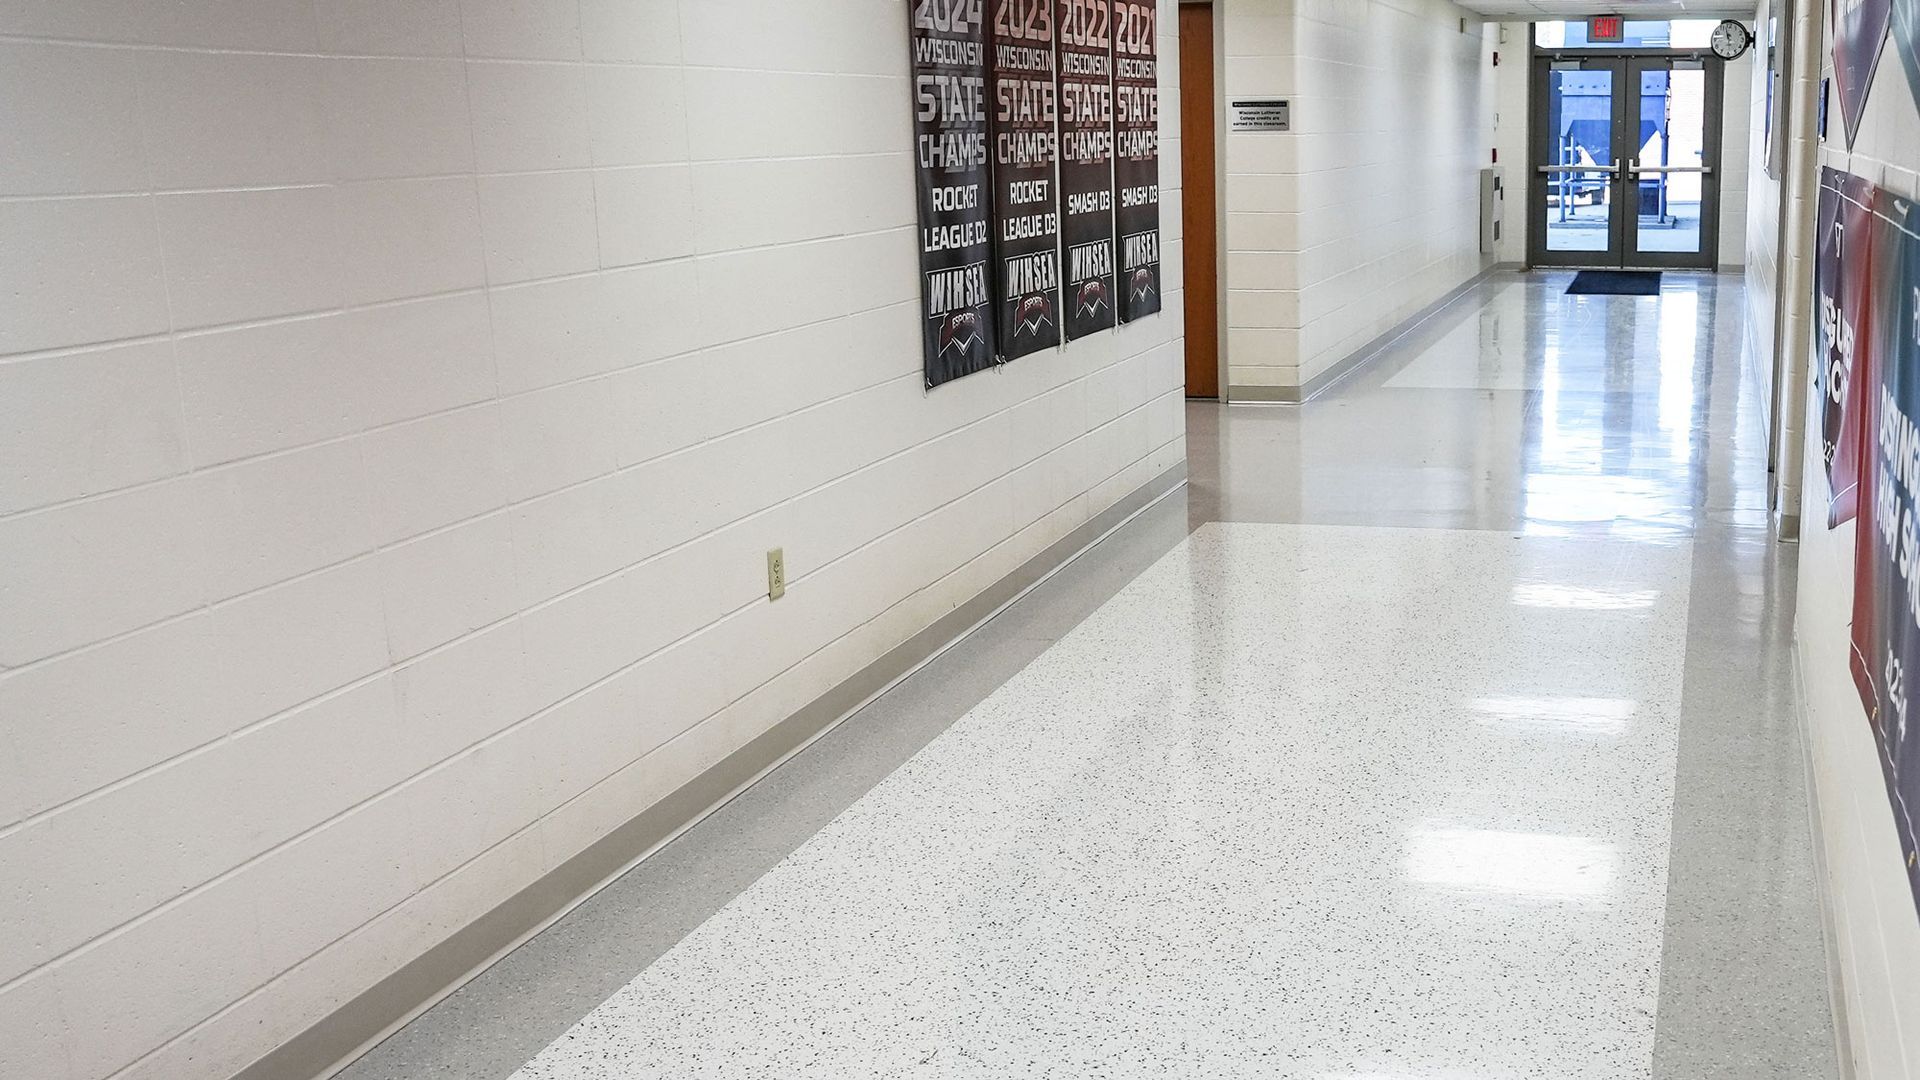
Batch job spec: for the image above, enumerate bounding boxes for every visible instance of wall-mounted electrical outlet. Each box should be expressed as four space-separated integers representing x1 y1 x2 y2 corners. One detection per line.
767 548 786 600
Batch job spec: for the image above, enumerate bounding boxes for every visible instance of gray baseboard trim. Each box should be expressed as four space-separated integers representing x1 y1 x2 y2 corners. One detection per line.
1225 263 1507 406
1788 640 1859 1080
236 461 1191 1080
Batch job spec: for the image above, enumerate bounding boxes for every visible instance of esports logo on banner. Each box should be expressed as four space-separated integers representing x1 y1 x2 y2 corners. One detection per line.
1850 190 1920 919
1057 0 1117 340
990 0 1062 360
911 0 998 388
1818 167 1879 528
1113 0 1161 322
1831 0 1892 147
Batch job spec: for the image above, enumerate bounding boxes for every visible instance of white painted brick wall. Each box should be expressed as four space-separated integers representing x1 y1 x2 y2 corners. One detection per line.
0 2 1187 1077
1787 0 1920 1073
1221 0 1493 393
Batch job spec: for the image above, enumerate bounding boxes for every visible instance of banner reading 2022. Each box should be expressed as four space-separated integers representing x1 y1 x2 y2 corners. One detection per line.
991 0 1061 359
1058 0 1116 340
911 0 997 387
1850 192 1920 919
1113 0 1161 322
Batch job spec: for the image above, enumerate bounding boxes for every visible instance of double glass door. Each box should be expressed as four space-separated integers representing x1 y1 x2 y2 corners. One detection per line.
1530 54 1725 269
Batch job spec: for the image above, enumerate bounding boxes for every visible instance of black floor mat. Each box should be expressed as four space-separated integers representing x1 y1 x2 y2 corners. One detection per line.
1566 270 1662 296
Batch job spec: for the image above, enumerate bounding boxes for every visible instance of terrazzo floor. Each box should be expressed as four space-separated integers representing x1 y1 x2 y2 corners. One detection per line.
512 525 1693 1078
338 271 1837 1080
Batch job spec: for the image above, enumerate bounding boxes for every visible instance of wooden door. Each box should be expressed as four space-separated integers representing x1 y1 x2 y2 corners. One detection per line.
1178 2 1218 398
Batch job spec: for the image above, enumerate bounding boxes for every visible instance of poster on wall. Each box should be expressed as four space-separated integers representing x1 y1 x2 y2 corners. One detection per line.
990 0 1062 360
1057 0 1117 340
1894 0 1920 110
1830 0 1892 147
1113 0 1162 323
910 0 998 387
1849 190 1920 919
1817 167 1879 527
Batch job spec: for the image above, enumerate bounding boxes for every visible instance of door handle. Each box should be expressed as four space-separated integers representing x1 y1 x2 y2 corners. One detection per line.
1536 163 1622 175
1628 164 1713 175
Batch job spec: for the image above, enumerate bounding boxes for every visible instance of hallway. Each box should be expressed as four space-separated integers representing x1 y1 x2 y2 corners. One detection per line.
338 273 1838 1078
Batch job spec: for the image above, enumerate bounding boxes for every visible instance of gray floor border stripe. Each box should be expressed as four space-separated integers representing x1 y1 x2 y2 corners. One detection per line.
233 462 1191 1080
1225 262 1517 405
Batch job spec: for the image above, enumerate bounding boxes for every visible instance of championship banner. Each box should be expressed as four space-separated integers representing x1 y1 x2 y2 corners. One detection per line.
990 0 1062 359
911 0 998 387
1057 0 1117 340
1850 190 1920 919
1113 0 1161 322
1832 0 1892 147
1817 167 1879 527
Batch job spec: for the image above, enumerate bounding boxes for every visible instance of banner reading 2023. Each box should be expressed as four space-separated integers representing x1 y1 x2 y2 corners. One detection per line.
911 0 997 387
1850 192 1920 920
991 0 1061 359
1058 0 1116 340
1113 0 1161 322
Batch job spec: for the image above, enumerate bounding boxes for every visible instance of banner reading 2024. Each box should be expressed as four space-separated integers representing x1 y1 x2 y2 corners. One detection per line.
911 1 997 387
990 0 1061 359
1058 0 1116 340
1850 191 1920 920
1113 0 1161 322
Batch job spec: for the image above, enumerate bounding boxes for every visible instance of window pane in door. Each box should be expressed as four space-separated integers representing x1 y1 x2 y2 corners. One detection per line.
1545 67 1614 253
1633 67 1707 255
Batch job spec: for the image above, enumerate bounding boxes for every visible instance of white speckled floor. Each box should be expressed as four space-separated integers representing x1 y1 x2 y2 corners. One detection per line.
512 523 1691 1079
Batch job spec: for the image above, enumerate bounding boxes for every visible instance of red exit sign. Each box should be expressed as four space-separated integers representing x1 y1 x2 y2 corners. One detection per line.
1587 15 1625 42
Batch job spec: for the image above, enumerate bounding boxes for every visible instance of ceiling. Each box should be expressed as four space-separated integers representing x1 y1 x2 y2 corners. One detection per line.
1454 1 1757 16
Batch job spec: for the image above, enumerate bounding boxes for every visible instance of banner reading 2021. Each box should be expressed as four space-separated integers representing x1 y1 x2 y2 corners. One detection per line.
1850 191 1920 920
1113 0 1161 322
1057 0 1116 340
911 0 998 387
990 0 1061 359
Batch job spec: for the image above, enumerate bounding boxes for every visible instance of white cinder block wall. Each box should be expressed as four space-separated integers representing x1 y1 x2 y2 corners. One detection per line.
1221 0 1492 396
0 3 1187 1077
1789 0 1920 1071
1743 0 1782 410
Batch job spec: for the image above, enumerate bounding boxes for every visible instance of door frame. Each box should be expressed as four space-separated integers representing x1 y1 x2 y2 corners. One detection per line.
1526 44 1727 270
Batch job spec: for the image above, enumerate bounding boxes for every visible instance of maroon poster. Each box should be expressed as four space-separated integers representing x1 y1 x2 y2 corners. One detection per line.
1849 189 1920 918
1832 0 1893 147
990 0 1062 359
1113 0 1162 322
910 0 998 387
1057 0 1117 340
1818 167 1879 527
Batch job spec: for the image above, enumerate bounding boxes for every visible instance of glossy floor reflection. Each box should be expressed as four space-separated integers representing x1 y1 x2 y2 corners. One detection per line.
338 271 1837 1079
515 525 1693 1079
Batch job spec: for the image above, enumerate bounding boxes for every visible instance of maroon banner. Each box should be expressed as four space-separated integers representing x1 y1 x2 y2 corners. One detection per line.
910 0 998 387
1113 0 1161 322
1818 167 1879 527
1850 189 1920 919
1057 0 1117 340
1832 0 1892 146
990 0 1062 360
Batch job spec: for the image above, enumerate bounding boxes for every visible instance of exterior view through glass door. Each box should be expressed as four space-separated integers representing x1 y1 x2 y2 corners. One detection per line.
1531 41 1724 269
